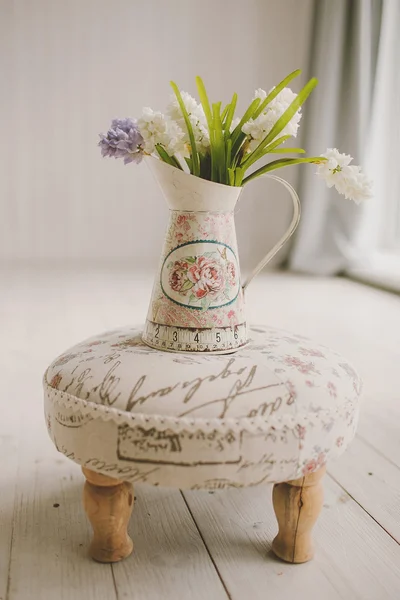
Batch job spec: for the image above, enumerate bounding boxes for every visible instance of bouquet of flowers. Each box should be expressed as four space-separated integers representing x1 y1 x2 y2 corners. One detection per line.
99 70 372 203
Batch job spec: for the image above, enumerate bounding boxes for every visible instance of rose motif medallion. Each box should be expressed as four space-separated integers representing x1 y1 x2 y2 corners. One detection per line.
161 241 240 310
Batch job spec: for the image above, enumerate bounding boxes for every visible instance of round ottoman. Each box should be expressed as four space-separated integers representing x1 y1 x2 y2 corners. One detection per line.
43 324 362 564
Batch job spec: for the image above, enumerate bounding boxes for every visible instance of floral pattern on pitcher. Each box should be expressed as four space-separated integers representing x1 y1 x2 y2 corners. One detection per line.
162 243 240 310
148 209 246 328
151 297 242 329
165 211 238 248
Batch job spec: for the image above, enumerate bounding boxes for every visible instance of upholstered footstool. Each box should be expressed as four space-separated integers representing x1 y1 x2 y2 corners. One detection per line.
43 325 362 564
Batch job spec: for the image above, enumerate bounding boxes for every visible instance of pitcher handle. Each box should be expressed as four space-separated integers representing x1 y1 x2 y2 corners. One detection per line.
241 174 301 292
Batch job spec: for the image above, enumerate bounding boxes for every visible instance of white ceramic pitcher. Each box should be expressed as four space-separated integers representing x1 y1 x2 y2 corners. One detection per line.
142 156 300 354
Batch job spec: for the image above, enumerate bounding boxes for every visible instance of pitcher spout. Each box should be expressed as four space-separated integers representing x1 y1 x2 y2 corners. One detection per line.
146 155 242 212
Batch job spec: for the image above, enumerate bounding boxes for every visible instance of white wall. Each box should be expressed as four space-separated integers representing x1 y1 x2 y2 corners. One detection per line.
0 0 313 272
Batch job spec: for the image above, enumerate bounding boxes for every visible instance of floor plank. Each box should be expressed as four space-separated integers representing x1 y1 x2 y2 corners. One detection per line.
328 437 400 542
0 341 24 600
6 418 117 600
183 477 400 600
112 486 228 600
0 426 19 600
1 267 400 598
358 404 400 469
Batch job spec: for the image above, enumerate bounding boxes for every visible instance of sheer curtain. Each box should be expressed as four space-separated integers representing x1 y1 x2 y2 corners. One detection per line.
289 0 390 277
348 0 400 290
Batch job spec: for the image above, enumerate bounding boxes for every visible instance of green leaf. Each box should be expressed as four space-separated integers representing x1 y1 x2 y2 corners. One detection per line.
213 102 225 183
269 148 305 154
241 143 305 173
195 76 213 129
185 256 196 263
223 93 238 138
185 156 193 172
170 154 183 169
235 167 245 187
252 69 302 119
211 145 218 182
228 167 235 186
220 103 230 123
199 153 211 180
196 76 218 182
180 279 195 292
240 135 291 170
230 98 261 148
155 144 181 168
259 77 318 150
170 81 200 176
262 135 292 152
241 78 318 174
226 138 232 176
201 296 211 311
230 70 303 173
188 293 196 304
242 156 325 185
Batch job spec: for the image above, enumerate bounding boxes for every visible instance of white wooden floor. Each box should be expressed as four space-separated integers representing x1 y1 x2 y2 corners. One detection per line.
1 267 400 600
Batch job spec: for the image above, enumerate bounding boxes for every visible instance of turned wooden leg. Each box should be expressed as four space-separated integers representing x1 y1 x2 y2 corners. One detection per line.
82 467 134 563
272 465 326 564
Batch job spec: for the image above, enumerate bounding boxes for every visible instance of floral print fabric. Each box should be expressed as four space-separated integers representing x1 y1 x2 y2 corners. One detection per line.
164 244 239 310
44 325 362 489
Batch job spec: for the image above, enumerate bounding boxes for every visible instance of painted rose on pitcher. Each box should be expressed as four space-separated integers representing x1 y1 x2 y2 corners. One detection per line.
186 256 226 299
169 254 226 305
162 242 240 310
169 259 189 292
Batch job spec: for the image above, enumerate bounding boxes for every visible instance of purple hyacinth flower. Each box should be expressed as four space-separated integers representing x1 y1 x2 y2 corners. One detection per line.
98 117 144 164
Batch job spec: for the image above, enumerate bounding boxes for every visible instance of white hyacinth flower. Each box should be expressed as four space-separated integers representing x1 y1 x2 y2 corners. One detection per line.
167 91 210 154
317 148 373 203
242 86 302 149
253 88 267 102
316 148 353 187
335 165 373 204
138 107 187 157
167 91 201 123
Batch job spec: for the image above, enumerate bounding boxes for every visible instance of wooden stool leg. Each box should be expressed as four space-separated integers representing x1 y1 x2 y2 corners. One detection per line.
272 465 326 564
82 467 134 563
